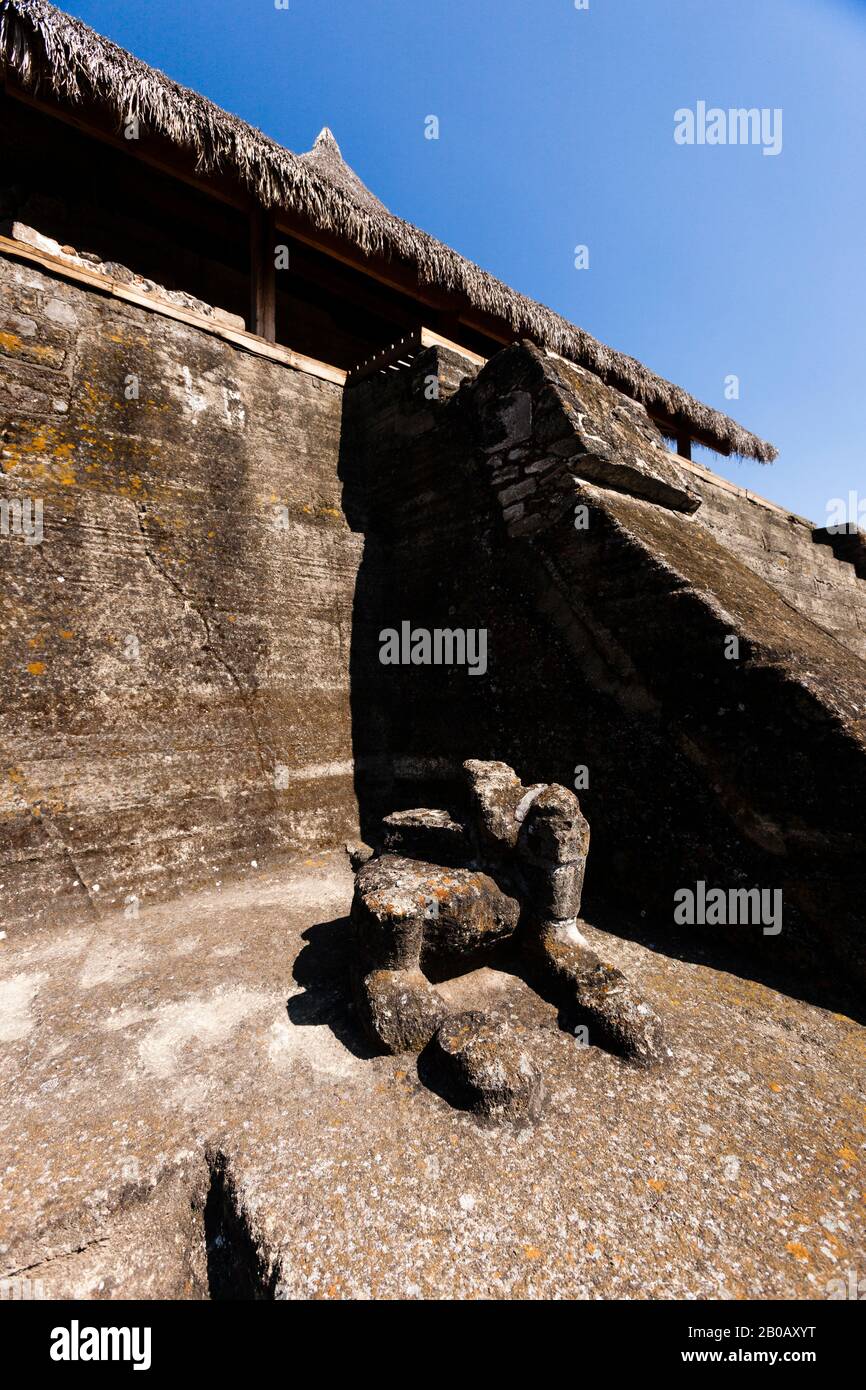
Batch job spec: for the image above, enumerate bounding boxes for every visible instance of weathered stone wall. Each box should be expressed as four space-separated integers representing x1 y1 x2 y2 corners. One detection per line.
684 462 866 660
4 245 863 987
345 342 866 1004
0 254 361 932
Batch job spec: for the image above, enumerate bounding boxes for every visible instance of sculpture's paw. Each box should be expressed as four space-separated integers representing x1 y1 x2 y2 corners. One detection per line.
431 1010 544 1123
571 957 668 1068
359 967 446 1055
463 759 542 855
536 921 669 1068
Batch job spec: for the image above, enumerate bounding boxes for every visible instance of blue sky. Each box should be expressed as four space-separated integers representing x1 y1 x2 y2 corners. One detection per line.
64 0 865 523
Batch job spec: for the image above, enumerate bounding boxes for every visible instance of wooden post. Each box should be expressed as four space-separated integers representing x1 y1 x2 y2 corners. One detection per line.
676 431 692 461
249 207 276 342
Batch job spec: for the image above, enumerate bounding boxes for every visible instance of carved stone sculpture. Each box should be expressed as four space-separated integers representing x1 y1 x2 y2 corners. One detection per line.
350 761 668 1121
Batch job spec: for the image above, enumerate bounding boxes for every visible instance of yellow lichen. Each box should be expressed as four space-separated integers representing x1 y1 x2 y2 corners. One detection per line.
785 1242 809 1261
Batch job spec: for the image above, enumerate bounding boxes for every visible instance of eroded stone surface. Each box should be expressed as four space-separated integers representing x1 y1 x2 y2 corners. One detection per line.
473 341 702 515
0 849 863 1300
0 254 362 934
352 854 520 971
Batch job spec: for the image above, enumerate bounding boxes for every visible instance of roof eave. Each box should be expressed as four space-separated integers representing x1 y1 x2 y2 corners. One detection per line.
0 0 777 462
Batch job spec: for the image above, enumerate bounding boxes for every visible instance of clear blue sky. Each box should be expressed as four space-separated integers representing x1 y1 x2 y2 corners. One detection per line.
64 0 865 524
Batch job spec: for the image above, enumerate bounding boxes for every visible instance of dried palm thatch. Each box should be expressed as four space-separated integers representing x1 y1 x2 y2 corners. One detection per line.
0 0 777 460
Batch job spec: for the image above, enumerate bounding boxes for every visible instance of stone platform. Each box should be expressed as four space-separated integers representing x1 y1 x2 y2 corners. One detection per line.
0 850 862 1299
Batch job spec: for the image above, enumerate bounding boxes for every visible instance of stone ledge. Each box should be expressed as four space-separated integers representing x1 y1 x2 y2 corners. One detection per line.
0 232 346 386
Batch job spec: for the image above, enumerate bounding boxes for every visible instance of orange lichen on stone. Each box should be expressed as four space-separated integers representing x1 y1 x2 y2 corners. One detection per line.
785 1242 809 1261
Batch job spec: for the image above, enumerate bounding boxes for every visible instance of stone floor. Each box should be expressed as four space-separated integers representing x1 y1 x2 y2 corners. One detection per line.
0 850 863 1299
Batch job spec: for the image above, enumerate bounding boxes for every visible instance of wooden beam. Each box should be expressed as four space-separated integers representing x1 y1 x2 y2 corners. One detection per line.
4 81 252 212
419 326 487 365
676 431 693 461
346 327 487 383
6 82 511 355
250 208 276 342
0 232 345 384
648 409 726 459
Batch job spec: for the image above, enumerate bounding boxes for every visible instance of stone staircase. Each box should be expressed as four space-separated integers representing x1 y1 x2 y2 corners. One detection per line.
346 340 866 1002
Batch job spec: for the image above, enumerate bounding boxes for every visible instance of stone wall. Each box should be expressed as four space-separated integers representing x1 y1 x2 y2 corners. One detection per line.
683 462 866 660
3 245 863 986
0 253 362 932
345 342 866 1003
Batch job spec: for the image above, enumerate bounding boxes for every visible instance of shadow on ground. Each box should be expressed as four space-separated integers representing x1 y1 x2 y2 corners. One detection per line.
287 915 383 1061
581 894 866 1027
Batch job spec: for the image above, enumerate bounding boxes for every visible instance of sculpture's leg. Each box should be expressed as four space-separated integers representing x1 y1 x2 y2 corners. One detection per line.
349 853 519 1056
350 856 439 1052
530 919 668 1067
357 966 446 1055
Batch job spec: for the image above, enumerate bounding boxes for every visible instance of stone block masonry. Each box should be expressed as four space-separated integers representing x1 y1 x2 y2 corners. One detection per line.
345 341 866 1003
3 248 864 992
685 463 866 661
0 254 362 932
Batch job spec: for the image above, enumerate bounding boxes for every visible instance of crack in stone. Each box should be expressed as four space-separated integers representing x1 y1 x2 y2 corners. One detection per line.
131 503 279 810
1 1236 111 1281
0 746 99 916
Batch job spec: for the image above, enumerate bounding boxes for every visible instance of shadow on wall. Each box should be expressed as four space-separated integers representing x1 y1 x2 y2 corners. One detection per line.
335 348 866 1023
336 348 584 841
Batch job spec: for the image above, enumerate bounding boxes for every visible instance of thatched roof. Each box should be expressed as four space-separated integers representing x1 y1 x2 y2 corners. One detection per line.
0 0 777 461
298 126 391 218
